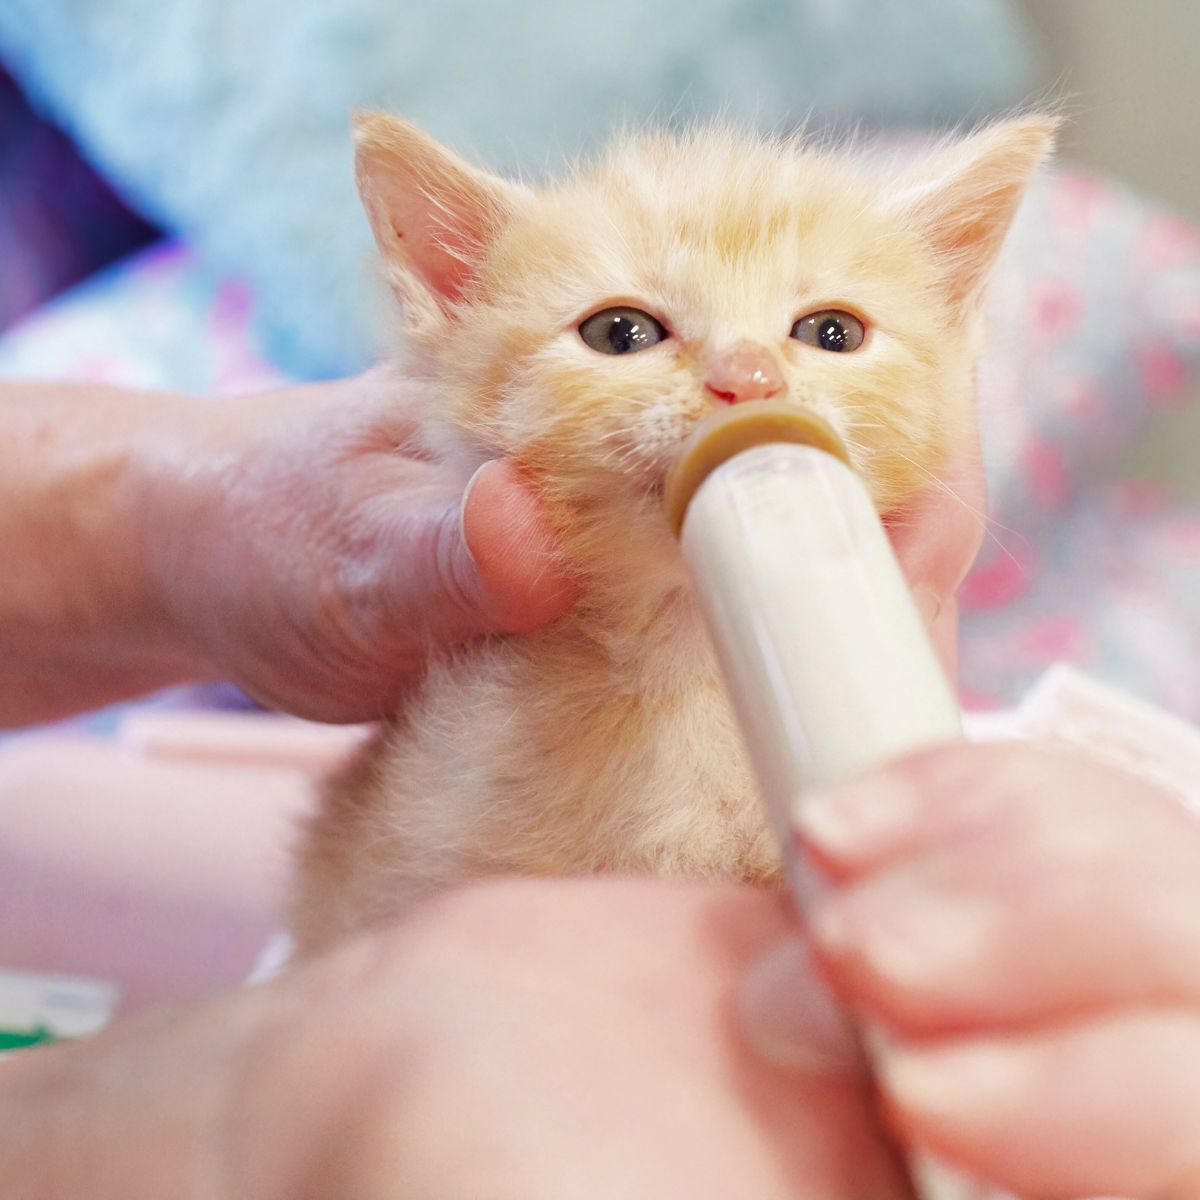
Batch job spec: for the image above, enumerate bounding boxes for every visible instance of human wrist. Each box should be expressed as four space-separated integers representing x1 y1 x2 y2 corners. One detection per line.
119 392 240 690
0 999 245 1199
0 383 222 724
0 954 379 1200
218 934 421 1200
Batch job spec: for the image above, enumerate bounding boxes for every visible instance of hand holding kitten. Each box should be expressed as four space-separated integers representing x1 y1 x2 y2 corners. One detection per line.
1 877 912 1199
0 372 573 726
136 370 578 722
886 423 986 679
163 369 978 722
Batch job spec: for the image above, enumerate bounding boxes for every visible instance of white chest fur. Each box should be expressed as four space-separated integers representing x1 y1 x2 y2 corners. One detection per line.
385 587 774 881
294 578 780 951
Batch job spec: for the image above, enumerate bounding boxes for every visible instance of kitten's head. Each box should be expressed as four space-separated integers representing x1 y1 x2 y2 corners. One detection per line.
355 114 1052 550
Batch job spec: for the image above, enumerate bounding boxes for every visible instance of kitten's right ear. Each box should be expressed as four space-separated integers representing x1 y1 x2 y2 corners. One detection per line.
354 112 521 321
893 116 1058 313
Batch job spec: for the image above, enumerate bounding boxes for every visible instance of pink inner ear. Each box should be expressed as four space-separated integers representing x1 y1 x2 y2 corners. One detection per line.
391 193 491 305
935 210 1010 308
355 114 512 315
911 120 1055 310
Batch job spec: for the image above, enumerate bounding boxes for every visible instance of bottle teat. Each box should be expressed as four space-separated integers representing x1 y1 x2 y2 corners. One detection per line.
664 400 852 537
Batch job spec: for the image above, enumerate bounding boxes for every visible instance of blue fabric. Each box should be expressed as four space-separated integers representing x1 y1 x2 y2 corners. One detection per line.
0 1 1034 378
0 64 157 330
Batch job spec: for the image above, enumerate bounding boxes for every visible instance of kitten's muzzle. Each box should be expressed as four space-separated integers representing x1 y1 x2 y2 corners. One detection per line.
704 340 784 406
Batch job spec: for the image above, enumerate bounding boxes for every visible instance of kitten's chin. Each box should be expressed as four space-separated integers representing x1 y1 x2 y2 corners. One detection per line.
608 399 710 492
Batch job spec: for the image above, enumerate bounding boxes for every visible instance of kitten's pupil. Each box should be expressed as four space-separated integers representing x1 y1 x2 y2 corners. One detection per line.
580 307 668 355
818 317 848 352
609 315 649 354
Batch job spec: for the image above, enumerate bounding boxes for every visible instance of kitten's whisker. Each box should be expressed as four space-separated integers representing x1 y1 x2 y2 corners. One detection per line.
886 447 1026 567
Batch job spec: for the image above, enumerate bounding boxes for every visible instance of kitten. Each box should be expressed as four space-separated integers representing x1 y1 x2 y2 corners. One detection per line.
291 113 1054 953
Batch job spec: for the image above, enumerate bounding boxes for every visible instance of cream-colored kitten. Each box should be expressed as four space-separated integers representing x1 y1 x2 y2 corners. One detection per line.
292 114 1054 952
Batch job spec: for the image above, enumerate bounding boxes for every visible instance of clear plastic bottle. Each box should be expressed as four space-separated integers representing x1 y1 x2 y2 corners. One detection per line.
668 405 982 1200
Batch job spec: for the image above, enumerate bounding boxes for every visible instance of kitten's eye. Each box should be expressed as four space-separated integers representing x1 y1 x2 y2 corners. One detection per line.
579 307 668 355
790 310 865 353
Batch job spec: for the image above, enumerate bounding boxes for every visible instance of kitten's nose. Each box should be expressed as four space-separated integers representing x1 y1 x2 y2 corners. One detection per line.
704 341 784 404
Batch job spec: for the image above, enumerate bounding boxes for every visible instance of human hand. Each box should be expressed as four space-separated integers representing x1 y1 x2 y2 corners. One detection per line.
139 370 576 721
886 420 987 679
257 880 911 1199
3 878 913 1199
761 740 1200 1199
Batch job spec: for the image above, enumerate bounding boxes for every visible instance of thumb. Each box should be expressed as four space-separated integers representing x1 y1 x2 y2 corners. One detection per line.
886 430 987 680
736 934 866 1078
427 460 577 641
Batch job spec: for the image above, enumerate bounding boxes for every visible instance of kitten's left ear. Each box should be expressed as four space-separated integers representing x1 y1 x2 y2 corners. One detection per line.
897 116 1057 312
354 112 524 321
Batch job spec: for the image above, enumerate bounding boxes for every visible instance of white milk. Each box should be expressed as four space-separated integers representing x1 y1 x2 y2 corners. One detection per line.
679 442 985 1200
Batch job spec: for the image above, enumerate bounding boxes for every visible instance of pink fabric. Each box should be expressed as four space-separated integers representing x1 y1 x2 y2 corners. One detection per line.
0 733 313 1014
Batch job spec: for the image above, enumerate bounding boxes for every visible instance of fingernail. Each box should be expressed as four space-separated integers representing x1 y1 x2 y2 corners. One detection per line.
794 772 921 860
881 1040 1037 1120
736 936 865 1075
913 585 942 632
457 461 493 571
812 892 997 988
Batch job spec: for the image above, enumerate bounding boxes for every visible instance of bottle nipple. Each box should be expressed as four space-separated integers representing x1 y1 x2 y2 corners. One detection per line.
664 401 852 537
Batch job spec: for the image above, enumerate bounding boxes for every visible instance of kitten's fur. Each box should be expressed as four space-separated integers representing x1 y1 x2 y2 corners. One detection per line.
292 114 1053 953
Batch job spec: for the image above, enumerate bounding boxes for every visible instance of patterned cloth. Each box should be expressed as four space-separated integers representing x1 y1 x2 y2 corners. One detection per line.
960 482 1200 720
978 167 1200 534
0 240 283 396
963 166 1200 718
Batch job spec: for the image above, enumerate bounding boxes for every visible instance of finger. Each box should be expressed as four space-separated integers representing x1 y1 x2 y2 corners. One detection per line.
886 423 986 676
880 1010 1200 1200
794 742 1200 1032
458 460 578 633
735 934 867 1076
925 594 958 683
887 422 987 601
792 739 1178 880
807 812 1200 1035
368 458 577 648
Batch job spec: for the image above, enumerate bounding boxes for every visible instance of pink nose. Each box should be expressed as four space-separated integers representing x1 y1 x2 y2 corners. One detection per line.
704 341 784 404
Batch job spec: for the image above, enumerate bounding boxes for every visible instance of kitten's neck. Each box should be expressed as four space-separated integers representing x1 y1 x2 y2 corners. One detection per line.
562 506 714 682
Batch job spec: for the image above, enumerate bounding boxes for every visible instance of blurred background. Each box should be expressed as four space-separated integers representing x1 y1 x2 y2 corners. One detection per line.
1 1 1198 1011
1020 2 1200 226
1018 1 1200 497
